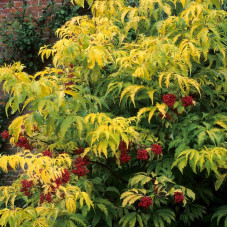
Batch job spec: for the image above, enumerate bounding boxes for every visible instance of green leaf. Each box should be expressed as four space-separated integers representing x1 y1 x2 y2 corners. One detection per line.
215 174 227 191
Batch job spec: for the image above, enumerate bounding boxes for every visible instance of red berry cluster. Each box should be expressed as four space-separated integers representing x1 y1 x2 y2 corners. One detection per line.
52 169 71 189
72 155 90 176
75 147 84 155
163 94 176 107
39 169 70 204
160 94 195 119
64 81 75 91
15 135 32 150
137 149 148 160
40 192 52 204
20 179 33 197
1 130 9 140
181 96 193 107
174 192 184 203
163 94 194 108
138 197 152 209
42 149 52 157
62 169 70 183
151 144 162 155
119 141 131 163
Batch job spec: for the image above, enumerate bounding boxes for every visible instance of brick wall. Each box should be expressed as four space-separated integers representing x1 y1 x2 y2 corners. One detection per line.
0 0 64 20
0 0 66 62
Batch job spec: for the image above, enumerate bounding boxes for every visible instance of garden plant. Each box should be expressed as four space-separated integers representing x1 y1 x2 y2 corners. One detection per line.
0 0 226 226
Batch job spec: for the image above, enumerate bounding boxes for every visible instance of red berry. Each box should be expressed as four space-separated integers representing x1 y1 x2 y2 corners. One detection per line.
163 94 176 107
62 169 70 183
137 149 148 160
181 96 194 107
72 164 89 176
118 141 127 152
42 149 52 157
174 192 184 203
138 197 152 209
151 144 162 155
1 130 9 140
75 147 84 155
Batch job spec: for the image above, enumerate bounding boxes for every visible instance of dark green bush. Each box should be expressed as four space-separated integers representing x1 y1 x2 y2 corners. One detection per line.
0 0 80 74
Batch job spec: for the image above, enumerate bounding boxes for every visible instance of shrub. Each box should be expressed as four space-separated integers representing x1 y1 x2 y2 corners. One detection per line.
0 0 226 226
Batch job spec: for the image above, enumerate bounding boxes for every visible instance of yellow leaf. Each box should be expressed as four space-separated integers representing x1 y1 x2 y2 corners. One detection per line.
66 197 76 214
81 192 93 210
9 115 28 141
180 0 186 8
71 0 84 8
147 89 155 104
137 107 151 120
156 103 166 116
148 106 157 123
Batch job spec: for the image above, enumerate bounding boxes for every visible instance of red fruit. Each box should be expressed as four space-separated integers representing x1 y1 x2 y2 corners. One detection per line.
21 179 33 188
181 96 194 107
120 153 131 163
118 141 127 152
54 177 62 188
1 130 9 140
138 197 152 209
166 112 171 120
119 145 131 163
45 193 52 203
75 147 84 155
151 144 162 155
69 63 73 68
137 149 148 160
62 169 70 183
72 164 89 176
20 179 33 197
163 94 176 107
174 192 184 203
15 136 32 150
74 155 90 165
42 149 52 158
40 193 45 204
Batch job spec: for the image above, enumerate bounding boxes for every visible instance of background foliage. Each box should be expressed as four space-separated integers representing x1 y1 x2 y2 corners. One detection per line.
0 0 226 226
0 0 80 74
